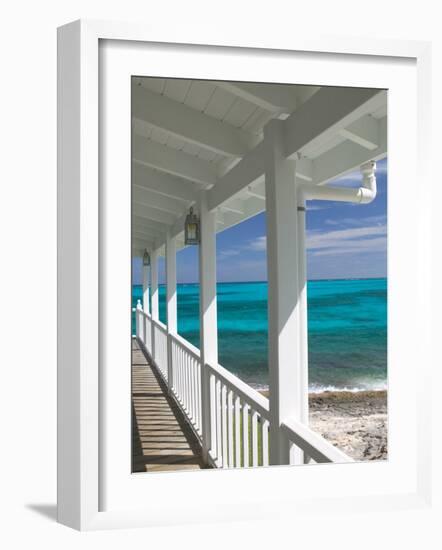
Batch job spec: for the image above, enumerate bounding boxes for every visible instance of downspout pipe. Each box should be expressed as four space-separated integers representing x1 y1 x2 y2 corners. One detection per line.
298 161 377 204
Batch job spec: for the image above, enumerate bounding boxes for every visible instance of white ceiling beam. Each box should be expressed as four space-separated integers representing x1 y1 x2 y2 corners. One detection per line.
313 117 387 185
284 88 386 159
132 215 169 233
208 90 386 212
208 141 265 211
338 115 379 151
133 135 217 186
132 202 177 225
216 197 265 234
247 184 265 200
132 223 166 238
217 81 297 114
132 237 155 250
220 198 244 215
132 230 164 244
132 163 201 202
132 185 187 216
132 85 258 157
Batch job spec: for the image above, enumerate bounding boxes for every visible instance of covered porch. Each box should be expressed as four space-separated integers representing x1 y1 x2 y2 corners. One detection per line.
131 78 387 469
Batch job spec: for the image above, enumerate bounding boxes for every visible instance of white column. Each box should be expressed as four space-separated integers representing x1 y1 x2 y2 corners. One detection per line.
151 248 159 319
150 248 159 362
136 299 142 339
166 232 177 391
142 261 150 315
297 189 310 459
264 119 304 466
198 191 218 463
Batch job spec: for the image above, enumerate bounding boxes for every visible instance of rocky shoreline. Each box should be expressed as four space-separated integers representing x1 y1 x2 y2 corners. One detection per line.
259 389 387 461
309 390 388 461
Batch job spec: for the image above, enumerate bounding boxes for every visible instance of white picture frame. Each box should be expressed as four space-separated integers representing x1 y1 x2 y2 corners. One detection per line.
57 19 433 531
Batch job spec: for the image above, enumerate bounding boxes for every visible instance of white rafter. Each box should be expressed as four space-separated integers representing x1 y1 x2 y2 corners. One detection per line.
132 202 177 225
338 114 379 151
132 185 187 216
220 198 244 215
132 223 166 240
133 84 258 157
132 237 155 250
132 163 201 202
313 117 387 185
133 135 217 186
208 141 265 211
217 81 297 114
207 89 386 211
132 215 169 233
284 88 386 159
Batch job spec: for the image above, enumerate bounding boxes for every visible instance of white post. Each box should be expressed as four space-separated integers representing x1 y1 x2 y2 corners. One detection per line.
264 119 304 466
198 191 218 464
150 248 159 362
166 232 177 392
142 260 150 315
136 299 142 340
297 189 310 462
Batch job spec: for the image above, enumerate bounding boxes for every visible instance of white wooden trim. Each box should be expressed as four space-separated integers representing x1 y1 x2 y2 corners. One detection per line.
217 81 297 114
166 231 177 389
264 120 303 465
133 84 258 157
281 418 354 464
132 162 201 202
142 262 150 315
198 191 218 462
133 134 217 186
150 248 159 320
284 88 385 159
132 185 186 215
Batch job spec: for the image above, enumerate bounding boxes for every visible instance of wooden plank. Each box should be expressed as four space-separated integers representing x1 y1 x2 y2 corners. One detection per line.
132 339 208 473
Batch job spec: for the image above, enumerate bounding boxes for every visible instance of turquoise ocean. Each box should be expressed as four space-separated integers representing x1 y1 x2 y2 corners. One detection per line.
132 278 387 393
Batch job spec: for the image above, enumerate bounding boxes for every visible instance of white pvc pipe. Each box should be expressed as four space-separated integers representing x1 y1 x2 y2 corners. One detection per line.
299 161 377 204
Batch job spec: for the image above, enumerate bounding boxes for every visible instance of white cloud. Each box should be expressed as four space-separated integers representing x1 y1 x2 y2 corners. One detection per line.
307 224 387 257
307 204 330 211
324 214 386 227
248 236 267 251
218 249 241 258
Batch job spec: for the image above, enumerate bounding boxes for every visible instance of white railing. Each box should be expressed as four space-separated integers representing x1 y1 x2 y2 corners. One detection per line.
134 304 353 468
170 333 202 437
281 418 353 463
207 361 270 468
153 319 168 381
135 304 152 356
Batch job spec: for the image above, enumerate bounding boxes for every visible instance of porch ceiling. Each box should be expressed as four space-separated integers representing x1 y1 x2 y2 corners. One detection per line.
131 77 387 256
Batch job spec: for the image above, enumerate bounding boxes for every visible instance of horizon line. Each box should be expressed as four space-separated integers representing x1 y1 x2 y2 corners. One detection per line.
132 275 387 286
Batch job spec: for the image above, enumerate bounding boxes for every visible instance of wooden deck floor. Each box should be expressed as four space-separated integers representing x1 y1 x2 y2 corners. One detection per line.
132 339 208 473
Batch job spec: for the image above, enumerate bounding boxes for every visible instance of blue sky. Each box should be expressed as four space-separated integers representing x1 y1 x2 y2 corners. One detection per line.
133 157 387 284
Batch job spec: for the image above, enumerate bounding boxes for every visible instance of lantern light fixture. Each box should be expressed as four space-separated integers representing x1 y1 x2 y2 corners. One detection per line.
184 206 200 245
142 249 150 266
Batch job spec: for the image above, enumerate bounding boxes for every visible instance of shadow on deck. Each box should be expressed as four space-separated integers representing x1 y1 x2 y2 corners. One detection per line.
132 339 209 473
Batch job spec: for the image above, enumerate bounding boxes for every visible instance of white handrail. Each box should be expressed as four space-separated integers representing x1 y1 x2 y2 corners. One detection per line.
170 331 200 360
281 417 354 464
206 361 269 420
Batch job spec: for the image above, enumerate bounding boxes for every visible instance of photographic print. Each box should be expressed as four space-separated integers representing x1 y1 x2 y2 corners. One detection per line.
130 78 387 473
